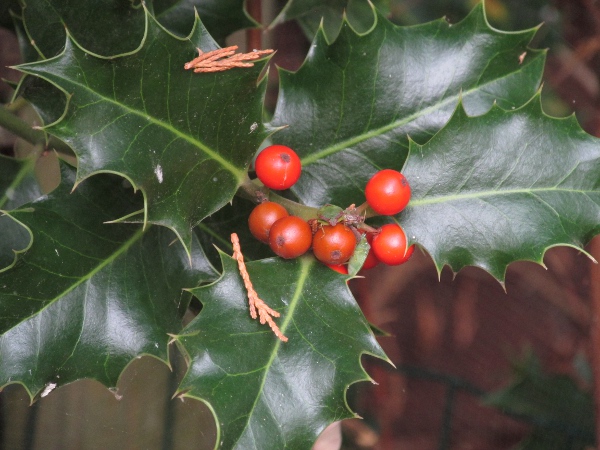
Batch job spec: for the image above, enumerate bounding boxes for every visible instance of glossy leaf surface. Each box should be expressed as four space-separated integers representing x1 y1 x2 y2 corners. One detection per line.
154 0 256 42
195 197 275 268
21 0 148 58
271 0 388 42
269 4 545 208
402 98 600 280
0 155 41 268
20 0 253 58
0 164 216 397
16 7 270 253
176 253 386 449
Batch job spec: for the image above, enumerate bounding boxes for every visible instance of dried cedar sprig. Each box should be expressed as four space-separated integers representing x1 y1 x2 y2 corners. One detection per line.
231 233 288 342
184 46 274 73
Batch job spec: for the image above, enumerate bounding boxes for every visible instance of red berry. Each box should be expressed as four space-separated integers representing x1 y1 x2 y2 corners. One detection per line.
248 202 289 244
255 145 302 190
371 224 414 266
268 216 312 259
312 223 357 265
361 232 379 271
326 263 348 275
365 169 411 215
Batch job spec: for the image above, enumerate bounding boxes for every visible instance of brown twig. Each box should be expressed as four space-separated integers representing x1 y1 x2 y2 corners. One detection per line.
231 233 288 342
184 46 274 73
588 236 600 445
246 0 262 53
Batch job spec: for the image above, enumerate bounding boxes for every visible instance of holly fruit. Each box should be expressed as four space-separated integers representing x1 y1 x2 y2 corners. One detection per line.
312 223 357 265
326 264 349 275
255 144 302 190
361 232 379 271
248 201 289 243
365 169 411 215
269 215 312 259
371 223 414 266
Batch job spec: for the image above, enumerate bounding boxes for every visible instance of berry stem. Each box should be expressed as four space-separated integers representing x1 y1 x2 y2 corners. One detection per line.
237 175 318 220
355 201 379 219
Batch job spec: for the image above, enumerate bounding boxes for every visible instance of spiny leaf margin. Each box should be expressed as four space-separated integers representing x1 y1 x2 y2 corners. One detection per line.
400 93 600 282
0 163 217 399
268 2 546 209
13 5 272 256
174 251 388 450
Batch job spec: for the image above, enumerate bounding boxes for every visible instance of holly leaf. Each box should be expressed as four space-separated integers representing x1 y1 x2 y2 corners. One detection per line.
270 0 389 43
175 253 387 450
348 233 368 276
0 155 42 269
19 0 255 60
268 4 545 208
401 97 600 281
20 0 148 58
0 163 217 397
317 203 344 224
0 155 42 210
195 197 275 269
154 0 257 43
15 6 270 254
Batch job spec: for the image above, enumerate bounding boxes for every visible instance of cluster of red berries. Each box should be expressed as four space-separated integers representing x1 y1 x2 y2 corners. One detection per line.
249 144 415 273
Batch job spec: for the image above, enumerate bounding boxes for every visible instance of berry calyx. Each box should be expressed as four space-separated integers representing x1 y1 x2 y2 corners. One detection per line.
269 216 312 259
312 223 357 265
248 201 289 244
365 169 411 215
255 144 302 190
371 223 414 266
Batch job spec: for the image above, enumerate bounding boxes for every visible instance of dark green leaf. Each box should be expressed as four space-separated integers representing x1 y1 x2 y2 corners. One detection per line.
269 4 545 208
317 203 344 224
0 155 41 269
20 0 147 58
11 10 39 64
176 253 387 450
401 97 600 281
0 163 217 397
18 0 255 60
16 7 270 254
195 196 275 269
348 233 368 276
0 155 41 210
154 0 257 43
18 75 67 127
272 0 389 43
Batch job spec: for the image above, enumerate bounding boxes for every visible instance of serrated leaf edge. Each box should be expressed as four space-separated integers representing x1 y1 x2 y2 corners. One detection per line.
400 90 599 283
174 251 390 449
271 2 545 168
12 6 276 259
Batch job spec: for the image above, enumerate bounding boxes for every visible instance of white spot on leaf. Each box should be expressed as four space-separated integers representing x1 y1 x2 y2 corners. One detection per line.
154 165 163 183
41 382 57 398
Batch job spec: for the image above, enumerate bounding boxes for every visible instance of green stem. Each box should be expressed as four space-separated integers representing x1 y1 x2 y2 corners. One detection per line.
236 176 385 226
0 104 74 157
237 175 318 221
355 201 378 219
